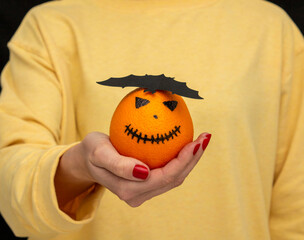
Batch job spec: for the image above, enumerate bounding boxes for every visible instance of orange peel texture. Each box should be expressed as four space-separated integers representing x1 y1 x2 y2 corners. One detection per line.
110 88 194 169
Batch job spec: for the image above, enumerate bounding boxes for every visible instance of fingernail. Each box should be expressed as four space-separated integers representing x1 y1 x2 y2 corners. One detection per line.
202 134 212 151
133 165 149 180
205 133 212 140
193 143 200 155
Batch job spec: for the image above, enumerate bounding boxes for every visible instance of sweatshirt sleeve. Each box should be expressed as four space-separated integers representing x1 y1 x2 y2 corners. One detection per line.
269 23 304 238
0 9 103 238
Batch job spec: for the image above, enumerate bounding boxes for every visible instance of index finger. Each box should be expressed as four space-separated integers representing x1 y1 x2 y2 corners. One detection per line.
90 138 150 181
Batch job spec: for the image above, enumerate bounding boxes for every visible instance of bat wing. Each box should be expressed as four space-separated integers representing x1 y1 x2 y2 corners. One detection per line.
159 79 203 99
97 74 142 88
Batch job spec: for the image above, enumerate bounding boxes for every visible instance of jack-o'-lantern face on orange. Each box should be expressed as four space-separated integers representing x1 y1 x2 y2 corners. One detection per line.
110 88 193 169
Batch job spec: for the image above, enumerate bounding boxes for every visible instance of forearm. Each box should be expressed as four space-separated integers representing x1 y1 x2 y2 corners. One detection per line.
0 145 88 237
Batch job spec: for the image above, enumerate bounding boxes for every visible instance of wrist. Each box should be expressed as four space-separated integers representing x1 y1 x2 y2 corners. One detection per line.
61 142 95 185
54 143 95 209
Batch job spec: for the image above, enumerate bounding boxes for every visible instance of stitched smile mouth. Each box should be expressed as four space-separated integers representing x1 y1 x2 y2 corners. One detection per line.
124 124 181 144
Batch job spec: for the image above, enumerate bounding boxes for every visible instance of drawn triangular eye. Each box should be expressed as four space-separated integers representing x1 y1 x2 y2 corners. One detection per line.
163 101 178 111
136 97 150 108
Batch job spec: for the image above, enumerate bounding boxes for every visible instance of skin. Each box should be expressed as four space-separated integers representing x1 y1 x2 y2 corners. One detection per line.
54 131 210 217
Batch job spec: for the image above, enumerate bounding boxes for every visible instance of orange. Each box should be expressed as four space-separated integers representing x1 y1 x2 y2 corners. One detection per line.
110 88 193 169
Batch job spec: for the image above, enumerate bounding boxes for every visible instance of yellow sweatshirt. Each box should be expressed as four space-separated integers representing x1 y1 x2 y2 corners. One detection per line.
0 0 304 239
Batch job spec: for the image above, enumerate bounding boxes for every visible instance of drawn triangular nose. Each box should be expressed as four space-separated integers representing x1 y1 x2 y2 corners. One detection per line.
153 115 158 119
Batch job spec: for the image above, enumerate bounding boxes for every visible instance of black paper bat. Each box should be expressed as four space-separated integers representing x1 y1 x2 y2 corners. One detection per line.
97 74 203 99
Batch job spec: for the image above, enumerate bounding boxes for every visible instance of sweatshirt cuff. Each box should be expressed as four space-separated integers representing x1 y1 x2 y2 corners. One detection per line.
33 144 104 233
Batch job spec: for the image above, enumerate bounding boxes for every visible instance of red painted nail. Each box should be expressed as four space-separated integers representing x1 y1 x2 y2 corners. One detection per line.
193 143 200 155
133 165 149 180
205 133 212 140
202 135 212 151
